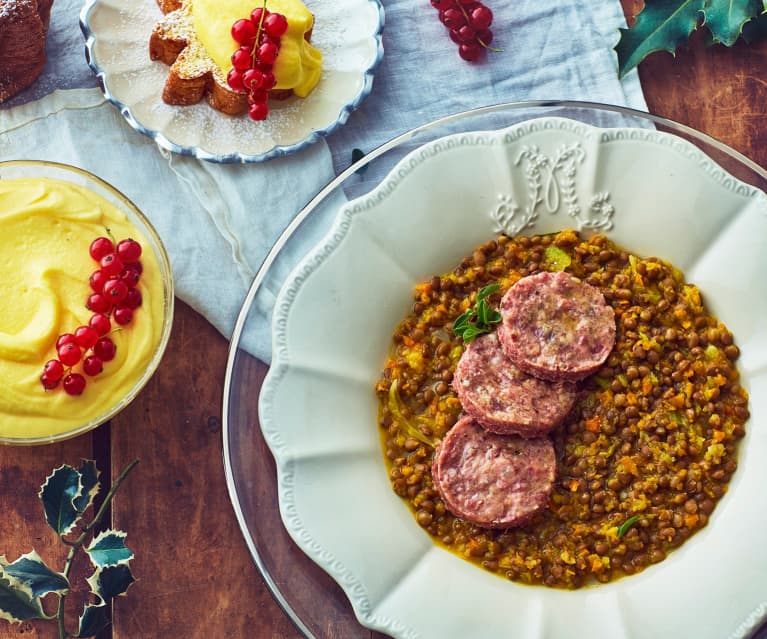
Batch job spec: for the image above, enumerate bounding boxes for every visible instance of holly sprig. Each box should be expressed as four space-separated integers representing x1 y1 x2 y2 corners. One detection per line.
615 0 767 78
0 460 137 638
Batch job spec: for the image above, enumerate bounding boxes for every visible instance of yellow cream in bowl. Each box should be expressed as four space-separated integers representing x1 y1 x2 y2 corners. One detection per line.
0 177 166 441
192 0 322 97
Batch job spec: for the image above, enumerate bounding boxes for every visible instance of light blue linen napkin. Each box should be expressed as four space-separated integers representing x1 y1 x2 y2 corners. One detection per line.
0 0 646 362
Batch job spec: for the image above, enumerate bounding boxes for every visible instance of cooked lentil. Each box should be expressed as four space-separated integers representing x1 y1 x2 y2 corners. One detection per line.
374 229 749 589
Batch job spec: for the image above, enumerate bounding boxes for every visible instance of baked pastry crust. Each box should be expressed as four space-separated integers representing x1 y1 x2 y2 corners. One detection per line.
0 0 54 103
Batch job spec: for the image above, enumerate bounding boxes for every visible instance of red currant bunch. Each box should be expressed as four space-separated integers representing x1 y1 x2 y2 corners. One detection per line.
226 2 289 121
40 235 144 396
430 0 496 62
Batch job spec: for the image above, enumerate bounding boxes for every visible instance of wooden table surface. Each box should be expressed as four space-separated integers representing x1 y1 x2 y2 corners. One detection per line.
2 2 767 638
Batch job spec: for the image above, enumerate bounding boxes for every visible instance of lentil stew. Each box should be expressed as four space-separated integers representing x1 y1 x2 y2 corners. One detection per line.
374 229 749 589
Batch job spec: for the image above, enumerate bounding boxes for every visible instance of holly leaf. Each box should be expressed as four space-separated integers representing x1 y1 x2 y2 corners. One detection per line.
74 460 100 514
740 7 767 41
0 569 45 623
39 465 83 537
75 602 111 638
615 0 705 78
86 564 135 602
0 551 69 598
703 0 764 45
85 531 133 568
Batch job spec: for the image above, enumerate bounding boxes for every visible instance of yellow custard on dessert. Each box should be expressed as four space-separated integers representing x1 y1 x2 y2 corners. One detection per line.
192 0 322 97
0 177 165 440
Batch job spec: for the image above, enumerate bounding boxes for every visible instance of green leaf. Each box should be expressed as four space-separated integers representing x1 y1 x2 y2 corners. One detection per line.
477 284 499 302
740 9 767 41
39 465 83 537
615 0 705 78
85 531 133 568
461 326 486 342
476 299 490 326
0 569 45 623
87 564 135 602
74 460 100 513
76 602 111 638
0 551 69 598
617 515 641 538
703 0 764 44
453 309 473 332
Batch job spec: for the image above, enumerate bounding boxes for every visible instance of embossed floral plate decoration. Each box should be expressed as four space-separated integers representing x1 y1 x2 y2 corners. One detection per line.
80 0 384 163
223 102 767 639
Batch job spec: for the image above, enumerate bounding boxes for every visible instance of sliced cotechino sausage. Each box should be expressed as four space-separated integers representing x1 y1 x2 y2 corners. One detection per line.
453 332 576 437
432 416 556 529
497 271 616 382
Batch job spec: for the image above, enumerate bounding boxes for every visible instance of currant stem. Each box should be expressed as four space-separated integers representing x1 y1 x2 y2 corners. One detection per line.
251 0 269 66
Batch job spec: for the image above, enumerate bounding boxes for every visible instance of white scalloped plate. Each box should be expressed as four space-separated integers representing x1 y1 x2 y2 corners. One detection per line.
260 117 767 639
80 0 384 163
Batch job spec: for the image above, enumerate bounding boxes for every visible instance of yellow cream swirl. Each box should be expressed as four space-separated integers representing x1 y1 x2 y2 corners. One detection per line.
192 0 322 97
0 178 165 440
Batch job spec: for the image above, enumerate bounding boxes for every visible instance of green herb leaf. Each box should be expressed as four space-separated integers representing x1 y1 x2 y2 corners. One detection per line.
85 531 133 569
704 0 763 45
615 0 705 78
86 564 135 602
39 464 82 537
76 602 110 638
453 284 503 342
617 515 641 538
0 569 45 623
0 551 69 598
542 245 572 271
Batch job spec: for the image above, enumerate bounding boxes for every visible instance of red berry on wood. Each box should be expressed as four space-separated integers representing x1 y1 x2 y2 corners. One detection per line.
93 337 116 362
114 307 134 326
58 342 81 367
63 373 86 396
82 355 104 377
89 313 111 336
74 325 99 349
89 237 114 261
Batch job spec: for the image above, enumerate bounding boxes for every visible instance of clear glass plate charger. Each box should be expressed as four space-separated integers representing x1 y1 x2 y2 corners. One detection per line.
223 101 767 638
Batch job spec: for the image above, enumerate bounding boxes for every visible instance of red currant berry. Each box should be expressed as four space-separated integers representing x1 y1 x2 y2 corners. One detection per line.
89 269 110 294
257 42 279 65
469 5 492 30
103 278 129 304
250 7 267 24
231 46 253 72
41 372 61 390
263 12 288 37
56 333 77 349
242 68 265 91
43 359 65 381
227 68 246 93
120 264 142 288
127 260 143 275
440 8 465 28
475 27 493 46
259 33 281 47
457 0 475 4
113 307 134 326
231 17 257 45
256 60 273 72
260 71 276 91
93 337 116 362
248 101 269 121
89 237 114 261
82 355 104 377
63 373 86 396
458 41 482 61
248 88 269 104
58 342 82 367
117 239 142 262
454 25 476 43
86 293 111 314
74 325 99 349
89 313 111 336
431 0 454 9
122 288 143 310
100 253 124 277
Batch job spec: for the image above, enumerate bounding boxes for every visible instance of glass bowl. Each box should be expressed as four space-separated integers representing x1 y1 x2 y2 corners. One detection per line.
223 101 767 639
0 160 174 445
